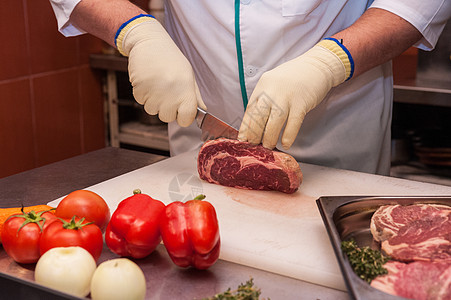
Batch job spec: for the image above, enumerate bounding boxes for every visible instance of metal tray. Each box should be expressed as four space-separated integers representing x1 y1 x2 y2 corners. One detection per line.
316 196 451 300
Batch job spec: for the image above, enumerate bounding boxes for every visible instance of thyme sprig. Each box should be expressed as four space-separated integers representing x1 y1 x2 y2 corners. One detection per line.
203 278 268 300
341 240 390 283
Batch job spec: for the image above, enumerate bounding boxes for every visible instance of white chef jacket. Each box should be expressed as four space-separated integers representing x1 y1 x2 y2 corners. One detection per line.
50 0 450 175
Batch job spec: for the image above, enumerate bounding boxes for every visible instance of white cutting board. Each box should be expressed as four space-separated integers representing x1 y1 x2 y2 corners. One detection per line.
48 150 451 291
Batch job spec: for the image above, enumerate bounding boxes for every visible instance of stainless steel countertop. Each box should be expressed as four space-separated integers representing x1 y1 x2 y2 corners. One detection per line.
0 147 349 300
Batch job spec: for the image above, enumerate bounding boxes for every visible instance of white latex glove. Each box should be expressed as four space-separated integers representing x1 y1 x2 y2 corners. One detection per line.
238 39 353 149
116 15 206 127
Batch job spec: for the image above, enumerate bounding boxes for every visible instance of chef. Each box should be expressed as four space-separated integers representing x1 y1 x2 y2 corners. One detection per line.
50 0 450 175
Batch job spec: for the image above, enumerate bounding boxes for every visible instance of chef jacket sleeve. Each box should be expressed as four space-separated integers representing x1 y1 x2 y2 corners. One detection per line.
370 0 451 50
49 0 86 36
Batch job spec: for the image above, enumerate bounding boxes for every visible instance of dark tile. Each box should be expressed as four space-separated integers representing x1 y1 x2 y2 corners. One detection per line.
393 47 418 82
26 0 78 74
78 35 105 65
0 80 35 178
79 67 106 151
131 0 149 11
0 0 30 80
33 70 82 166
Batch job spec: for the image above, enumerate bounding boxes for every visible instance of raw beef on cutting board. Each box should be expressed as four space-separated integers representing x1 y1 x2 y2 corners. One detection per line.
197 138 302 194
370 260 451 300
370 204 451 262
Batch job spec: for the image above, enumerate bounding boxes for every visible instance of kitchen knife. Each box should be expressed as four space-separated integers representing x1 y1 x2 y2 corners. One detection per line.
196 107 239 141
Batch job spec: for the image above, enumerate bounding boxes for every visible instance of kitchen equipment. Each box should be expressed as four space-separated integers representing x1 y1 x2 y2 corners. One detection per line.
196 107 239 140
47 150 451 291
413 128 451 167
316 196 451 300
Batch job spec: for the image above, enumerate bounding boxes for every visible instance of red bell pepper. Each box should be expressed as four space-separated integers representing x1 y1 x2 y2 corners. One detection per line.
160 194 220 269
105 190 166 259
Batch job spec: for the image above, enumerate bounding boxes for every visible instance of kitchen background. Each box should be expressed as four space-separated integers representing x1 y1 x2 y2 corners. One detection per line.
0 0 149 178
1 1 450 185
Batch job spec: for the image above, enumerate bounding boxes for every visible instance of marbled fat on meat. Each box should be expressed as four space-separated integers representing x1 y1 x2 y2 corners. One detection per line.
370 261 451 300
370 204 451 262
370 261 404 297
197 138 302 194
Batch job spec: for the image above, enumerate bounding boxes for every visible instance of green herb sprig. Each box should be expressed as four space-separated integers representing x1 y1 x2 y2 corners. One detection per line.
203 278 268 300
341 240 390 283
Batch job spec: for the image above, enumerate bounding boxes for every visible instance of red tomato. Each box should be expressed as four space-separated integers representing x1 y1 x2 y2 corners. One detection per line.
1 210 57 264
40 217 103 261
55 190 110 232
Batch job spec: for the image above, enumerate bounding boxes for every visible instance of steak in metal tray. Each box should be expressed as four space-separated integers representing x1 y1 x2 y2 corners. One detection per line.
370 203 451 262
197 138 302 194
371 260 451 300
370 203 451 299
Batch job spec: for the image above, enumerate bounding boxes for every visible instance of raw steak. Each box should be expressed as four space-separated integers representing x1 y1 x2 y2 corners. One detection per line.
370 260 451 300
197 138 302 194
370 204 451 262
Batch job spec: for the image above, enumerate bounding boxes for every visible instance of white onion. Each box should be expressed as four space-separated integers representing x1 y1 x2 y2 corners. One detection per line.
90 258 146 300
35 247 97 297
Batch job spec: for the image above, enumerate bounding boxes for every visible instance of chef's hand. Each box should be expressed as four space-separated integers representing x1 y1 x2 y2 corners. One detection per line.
116 15 206 127
238 38 353 149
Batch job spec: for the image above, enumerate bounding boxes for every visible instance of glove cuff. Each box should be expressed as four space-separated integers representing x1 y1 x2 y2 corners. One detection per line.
115 14 155 56
317 38 354 81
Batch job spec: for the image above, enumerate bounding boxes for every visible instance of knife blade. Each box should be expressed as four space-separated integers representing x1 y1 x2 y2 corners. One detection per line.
196 107 239 141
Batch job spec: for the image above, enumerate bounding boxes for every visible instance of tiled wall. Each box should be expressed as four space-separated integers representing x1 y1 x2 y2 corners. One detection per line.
0 0 108 178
